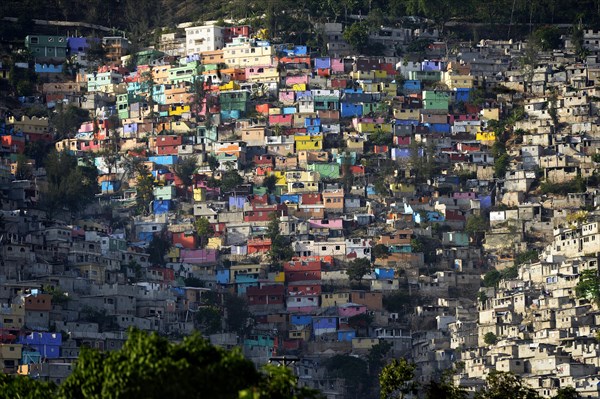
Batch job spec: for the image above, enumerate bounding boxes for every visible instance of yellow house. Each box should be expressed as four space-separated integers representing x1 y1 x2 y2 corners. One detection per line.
219 81 240 91
292 83 307 91
272 271 285 283
0 303 24 330
167 247 181 263
207 237 224 249
444 72 474 89
345 136 365 152
285 170 320 184
223 36 274 68
168 104 190 116
271 171 287 186
352 337 379 351
151 64 172 85
378 82 397 97
193 188 206 202
476 131 496 143
295 134 323 151
373 70 388 79
287 181 319 193
350 70 375 80
481 107 500 121
393 108 420 120
269 107 281 115
390 183 416 193
359 82 378 92
321 292 350 307
8 116 50 135
357 122 393 134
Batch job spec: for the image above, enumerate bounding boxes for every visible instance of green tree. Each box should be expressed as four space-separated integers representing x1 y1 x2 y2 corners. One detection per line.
532 26 562 51
494 153 509 178
371 129 393 146
224 294 252 336
207 154 219 172
483 269 501 287
483 332 498 345
474 371 540 399
262 174 277 194
346 258 372 286
14 154 33 180
220 169 244 193
425 372 467 399
372 244 390 259
266 212 294 271
195 306 222 335
174 155 198 200
324 355 371 397
343 21 370 53
379 358 417 399
58 328 261 399
367 341 392 374
194 216 215 248
147 231 171 266
0 373 56 399
576 269 600 305
465 215 488 235
553 387 580 399
135 169 155 216
51 104 90 139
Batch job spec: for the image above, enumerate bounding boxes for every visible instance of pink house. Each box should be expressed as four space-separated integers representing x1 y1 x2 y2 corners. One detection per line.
337 303 367 318
286 75 308 85
269 114 293 127
279 90 295 104
452 192 477 200
180 249 218 265
331 59 344 74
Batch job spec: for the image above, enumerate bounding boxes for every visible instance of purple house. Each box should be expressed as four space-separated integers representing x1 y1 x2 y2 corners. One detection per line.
18 332 62 359
314 57 331 70
312 316 337 336
180 249 218 264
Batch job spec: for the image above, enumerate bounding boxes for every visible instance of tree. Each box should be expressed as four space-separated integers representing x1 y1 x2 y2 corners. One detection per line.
194 216 215 248
135 168 155 216
174 156 198 200
220 169 244 193
43 151 99 215
483 269 501 287
263 174 277 194
553 387 580 399
343 21 370 53
324 355 371 397
371 129 393 146
346 258 372 286
0 373 56 399
379 358 417 399
195 306 222 335
576 269 600 305
483 332 498 345
51 104 90 139
207 154 219 172
147 231 171 266
532 26 562 51
266 212 294 271
58 328 261 399
14 154 33 180
425 372 467 399
372 244 390 259
494 153 509 178
224 294 252 336
475 371 540 399
367 341 392 373
465 215 488 235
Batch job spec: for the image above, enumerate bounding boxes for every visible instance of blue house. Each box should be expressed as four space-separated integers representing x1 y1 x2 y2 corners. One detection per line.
312 317 337 336
337 329 356 342
216 269 230 284
18 332 62 359
374 268 395 280
153 200 171 214
340 102 363 118
291 315 312 326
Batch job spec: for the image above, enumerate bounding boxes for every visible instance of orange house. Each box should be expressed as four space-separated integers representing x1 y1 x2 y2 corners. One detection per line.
172 232 198 249
247 238 272 255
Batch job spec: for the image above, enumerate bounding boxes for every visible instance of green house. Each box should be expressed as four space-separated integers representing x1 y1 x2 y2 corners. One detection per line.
169 61 202 85
308 163 340 179
220 90 249 113
25 35 68 60
422 90 449 111
407 70 441 82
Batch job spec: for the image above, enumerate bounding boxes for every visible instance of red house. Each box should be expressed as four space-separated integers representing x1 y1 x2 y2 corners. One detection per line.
284 259 322 282
246 285 285 306
243 204 287 222
247 237 272 255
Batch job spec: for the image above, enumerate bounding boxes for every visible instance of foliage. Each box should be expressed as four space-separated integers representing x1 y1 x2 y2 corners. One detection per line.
367 341 392 373
465 215 488 235
370 129 394 146
135 169 155 216
494 153 509 178
343 21 370 53
553 387 580 399
194 217 215 248
51 105 90 139
43 151 99 215
220 169 244 193
240 365 324 399
147 231 171 266
195 306 222 335
576 269 600 305
58 328 261 399
346 258 372 283
474 371 540 399
483 269 501 287
483 332 498 345
379 358 417 399
424 372 467 399
0 373 56 399
383 291 413 314
266 212 294 270
324 355 370 396
14 154 33 180
540 177 586 195
262 174 277 194
372 244 390 259
514 250 538 266
224 294 252 336
173 156 198 190
207 154 219 172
